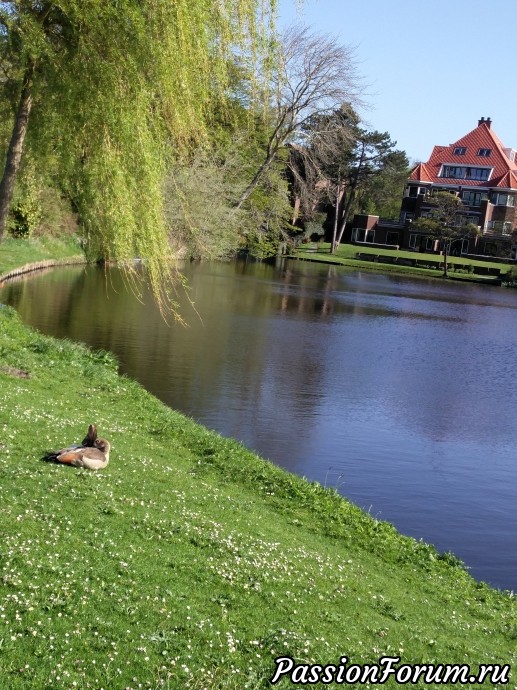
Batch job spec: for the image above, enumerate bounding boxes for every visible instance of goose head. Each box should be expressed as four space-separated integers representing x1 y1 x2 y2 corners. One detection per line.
94 438 110 455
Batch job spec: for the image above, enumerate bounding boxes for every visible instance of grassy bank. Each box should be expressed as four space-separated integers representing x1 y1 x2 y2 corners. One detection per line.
0 235 84 280
1 248 517 689
294 243 512 282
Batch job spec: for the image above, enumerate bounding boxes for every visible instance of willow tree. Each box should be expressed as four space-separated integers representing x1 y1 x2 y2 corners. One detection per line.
0 0 277 312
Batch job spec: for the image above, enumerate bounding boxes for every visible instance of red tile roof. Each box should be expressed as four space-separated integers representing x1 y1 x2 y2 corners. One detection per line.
496 170 517 189
409 121 517 190
408 162 433 182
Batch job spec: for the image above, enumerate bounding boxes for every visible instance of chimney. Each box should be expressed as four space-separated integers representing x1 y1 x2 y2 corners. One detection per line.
478 116 492 128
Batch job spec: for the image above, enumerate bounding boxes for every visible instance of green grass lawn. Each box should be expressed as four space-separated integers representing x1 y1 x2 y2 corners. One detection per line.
295 242 512 280
0 235 85 280
1 243 517 688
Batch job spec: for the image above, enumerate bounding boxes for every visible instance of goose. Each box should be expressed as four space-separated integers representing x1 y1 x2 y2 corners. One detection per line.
51 437 111 470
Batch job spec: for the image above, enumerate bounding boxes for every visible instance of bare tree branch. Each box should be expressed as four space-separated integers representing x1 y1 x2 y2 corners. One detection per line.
235 23 363 208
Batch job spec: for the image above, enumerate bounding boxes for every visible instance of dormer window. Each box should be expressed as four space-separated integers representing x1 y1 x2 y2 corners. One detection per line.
440 165 492 181
477 148 492 157
441 166 466 178
453 147 467 155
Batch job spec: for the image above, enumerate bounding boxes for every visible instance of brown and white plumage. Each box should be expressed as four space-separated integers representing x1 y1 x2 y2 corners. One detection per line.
53 438 110 470
82 424 98 447
45 425 110 470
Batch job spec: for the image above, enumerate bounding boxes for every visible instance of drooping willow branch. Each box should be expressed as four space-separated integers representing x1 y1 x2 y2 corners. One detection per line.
0 0 278 315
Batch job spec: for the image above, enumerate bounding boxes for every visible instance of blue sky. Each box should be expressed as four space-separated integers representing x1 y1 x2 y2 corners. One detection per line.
277 0 517 164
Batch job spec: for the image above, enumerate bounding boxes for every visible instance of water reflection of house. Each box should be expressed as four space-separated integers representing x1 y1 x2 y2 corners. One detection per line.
347 117 517 259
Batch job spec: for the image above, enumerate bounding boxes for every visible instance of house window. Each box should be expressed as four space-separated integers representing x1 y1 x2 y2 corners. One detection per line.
386 231 399 245
440 166 491 180
486 221 512 235
457 215 478 227
449 238 470 256
453 147 467 155
492 193 515 207
462 191 487 207
441 166 466 178
477 148 492 157
406 186 427 198
409 234 434 250
484 241 498 256
459 239 469 255
352 228 375 243
466 167 491 180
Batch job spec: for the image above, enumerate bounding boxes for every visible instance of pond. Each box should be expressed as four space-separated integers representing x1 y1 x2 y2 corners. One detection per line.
2 258 517 591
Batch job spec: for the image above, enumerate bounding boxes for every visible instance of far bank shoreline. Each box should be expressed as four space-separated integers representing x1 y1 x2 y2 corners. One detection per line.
291 244 511 286
0 256 86 284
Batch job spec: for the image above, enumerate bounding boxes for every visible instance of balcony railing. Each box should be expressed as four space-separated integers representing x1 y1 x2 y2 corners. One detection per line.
483 227 512 237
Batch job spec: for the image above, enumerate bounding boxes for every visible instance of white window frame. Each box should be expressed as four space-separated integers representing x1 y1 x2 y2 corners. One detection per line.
352 228 375 243
492 193 515 207
440 165 492 181
459 238 469 255
486 220 513 235
441 165 466 178
466 167 492 181
462 191 488 207
409 234 435 250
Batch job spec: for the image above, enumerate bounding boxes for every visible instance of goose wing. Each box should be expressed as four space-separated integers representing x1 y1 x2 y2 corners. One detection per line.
56 447 109 470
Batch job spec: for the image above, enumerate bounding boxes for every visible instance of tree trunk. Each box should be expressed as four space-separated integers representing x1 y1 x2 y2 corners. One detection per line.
334 189 356 249
443 241 448 277
330 184 340 253
235 150 278 210
332 144 364 251
0 65 34 241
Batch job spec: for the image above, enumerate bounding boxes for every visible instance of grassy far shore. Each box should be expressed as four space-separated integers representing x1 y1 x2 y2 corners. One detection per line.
1 240 517 689
294 242 514 281
0 235 85 280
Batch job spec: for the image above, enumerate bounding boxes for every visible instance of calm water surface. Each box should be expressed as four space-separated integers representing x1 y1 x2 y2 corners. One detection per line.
2 259 517 590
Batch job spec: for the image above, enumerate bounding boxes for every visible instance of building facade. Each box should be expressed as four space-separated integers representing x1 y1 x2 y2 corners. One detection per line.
349 118 517 258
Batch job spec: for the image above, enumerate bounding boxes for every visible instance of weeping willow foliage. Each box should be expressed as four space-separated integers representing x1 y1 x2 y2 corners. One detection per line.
0 0 278 314
164 149 246 261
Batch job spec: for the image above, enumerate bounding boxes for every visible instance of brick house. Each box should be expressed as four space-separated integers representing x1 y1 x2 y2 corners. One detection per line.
349 117 517 258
